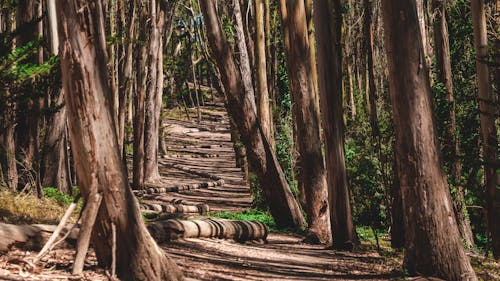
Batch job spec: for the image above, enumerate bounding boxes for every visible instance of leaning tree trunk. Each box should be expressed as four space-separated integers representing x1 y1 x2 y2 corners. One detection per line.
282 0 331 244
313 0 356 249
56 1 183 280
433 0 475 250
471 0 500 260
200 0 305 229
382 0 477 279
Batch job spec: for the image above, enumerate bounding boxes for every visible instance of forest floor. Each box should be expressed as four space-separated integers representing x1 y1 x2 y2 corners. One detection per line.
0 103 499 280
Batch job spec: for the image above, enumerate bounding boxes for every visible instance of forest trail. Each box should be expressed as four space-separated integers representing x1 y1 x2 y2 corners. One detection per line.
146 104 401 281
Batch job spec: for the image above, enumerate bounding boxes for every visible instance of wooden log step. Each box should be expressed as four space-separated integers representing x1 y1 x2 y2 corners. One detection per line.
147 218 268 243
165 163 223 181
133 179 225 197
167 144 223 149
140 202 210 214
165 154 220 159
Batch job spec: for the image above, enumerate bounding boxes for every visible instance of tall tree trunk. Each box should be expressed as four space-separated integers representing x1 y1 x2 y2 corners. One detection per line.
133 6 149 189
471 0 500 259
363 0 379 137
254 0 274 147
282 0 331 244
233 0 257 115
41 0 71 194
0 98 17 190
0 8 17 190
117 0 136 156
56 1 183 280
313 0 356 250
390 155 404 249
16 0 42 179
201 0 305 229
382 0 477 279
143 0 165 183
433 0 475 250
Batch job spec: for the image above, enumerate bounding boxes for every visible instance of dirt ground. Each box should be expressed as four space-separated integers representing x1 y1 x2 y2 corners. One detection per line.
1 105 497 281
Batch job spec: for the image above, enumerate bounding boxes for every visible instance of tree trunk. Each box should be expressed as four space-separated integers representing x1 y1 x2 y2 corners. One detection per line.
16 0 42 179
254 0 274 147
233 0 257 115
363 0 379 137
0 99 17 190
200 0 305 229
56 1 183 280
471 0 499 259
390 155 404 249
133 6 148 189
117 0 136 156
313 0 356 250
282 0 331 244
144 0 165 183
382 0 477 279
432 0 475 250
41 1 71 194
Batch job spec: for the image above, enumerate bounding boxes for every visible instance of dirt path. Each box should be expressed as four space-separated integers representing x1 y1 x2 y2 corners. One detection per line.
0 104 402 281
148 105 401 280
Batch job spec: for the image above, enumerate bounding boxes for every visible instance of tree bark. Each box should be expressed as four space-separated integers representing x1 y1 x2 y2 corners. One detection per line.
133 5 148 189
41 3 71 194
254 0 274 147
471 0 500 259
313 0 356 249
117 0 136 156
16 0 42 177
144 0 165 183
363 0 379 137
200 0 305 229
56 1 183 280
382 0 477 279
282 0 331 244
432 0 475 250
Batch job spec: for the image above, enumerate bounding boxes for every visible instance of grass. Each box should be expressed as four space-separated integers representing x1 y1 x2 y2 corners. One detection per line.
210 209 277 231
0 189 78 225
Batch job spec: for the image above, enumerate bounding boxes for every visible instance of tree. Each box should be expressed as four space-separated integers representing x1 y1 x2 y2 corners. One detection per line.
144 0 166 183
432 0 475 249
470 0 500 259
56 1 183 280
382 0 477 279
313 0 356 249
200 0 305 229
16 0 43 185
280 0 331 244
254 0 274 147
40 0 72 194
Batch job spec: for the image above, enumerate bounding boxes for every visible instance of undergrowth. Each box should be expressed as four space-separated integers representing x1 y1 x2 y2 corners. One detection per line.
0 190 77 225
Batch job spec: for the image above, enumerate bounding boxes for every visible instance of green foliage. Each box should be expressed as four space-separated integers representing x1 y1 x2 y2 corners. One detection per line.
248 173 266 210
43 187 78 206
211 209 276 231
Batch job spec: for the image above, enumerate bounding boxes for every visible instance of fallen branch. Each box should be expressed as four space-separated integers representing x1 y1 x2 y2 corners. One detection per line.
147 218 268 243
35 193 81 262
